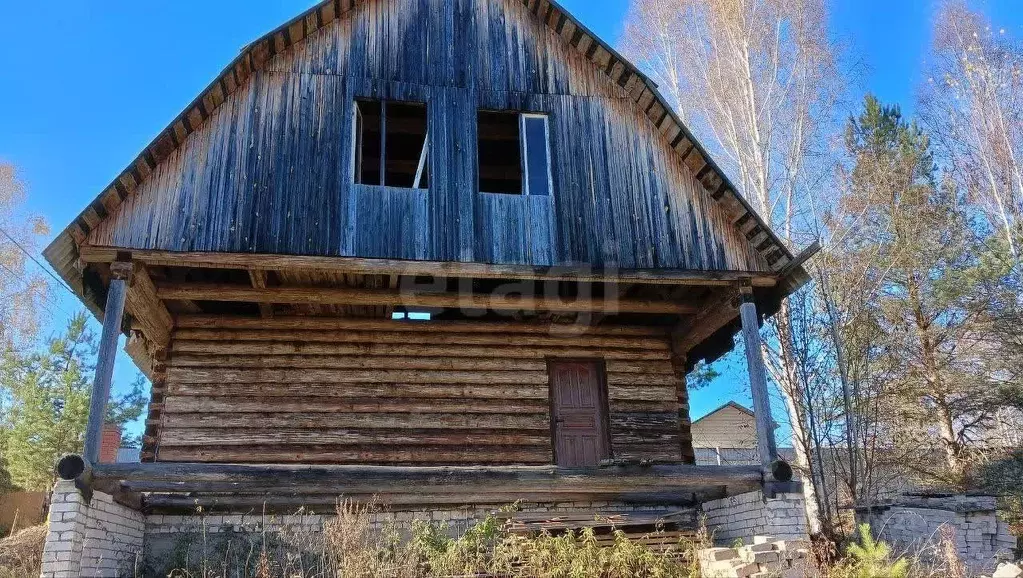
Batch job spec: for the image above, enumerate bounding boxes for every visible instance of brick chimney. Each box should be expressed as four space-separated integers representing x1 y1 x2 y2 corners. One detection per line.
99 423 121 463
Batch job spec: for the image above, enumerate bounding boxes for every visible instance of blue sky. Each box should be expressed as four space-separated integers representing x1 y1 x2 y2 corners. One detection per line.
2 0 1021 438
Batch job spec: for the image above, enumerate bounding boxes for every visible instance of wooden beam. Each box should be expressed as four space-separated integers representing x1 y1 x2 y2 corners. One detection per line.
125 263 173 348
247 269 274 319
79 246 779 287
173 315 668 336
155 283 698 315
84 261 131 464
739 284 778 466
674 288 740 353
92 462 763 499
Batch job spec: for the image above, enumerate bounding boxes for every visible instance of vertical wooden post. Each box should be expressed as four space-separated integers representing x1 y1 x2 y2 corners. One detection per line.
668 346 696 465
738 282 778 467
83 261 132 465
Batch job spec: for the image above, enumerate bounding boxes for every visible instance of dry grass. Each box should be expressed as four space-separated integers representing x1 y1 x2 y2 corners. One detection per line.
0 525 46 578
166 501 706 577
163 504 991 578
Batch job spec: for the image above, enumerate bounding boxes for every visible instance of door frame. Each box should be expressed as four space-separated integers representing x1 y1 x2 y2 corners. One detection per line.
545 357 613 466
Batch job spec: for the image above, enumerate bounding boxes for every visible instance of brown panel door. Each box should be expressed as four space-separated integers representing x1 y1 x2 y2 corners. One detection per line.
549 359 610 467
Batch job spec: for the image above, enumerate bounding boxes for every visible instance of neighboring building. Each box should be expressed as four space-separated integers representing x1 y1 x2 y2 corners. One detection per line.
692 401 795 465
40 0 812 566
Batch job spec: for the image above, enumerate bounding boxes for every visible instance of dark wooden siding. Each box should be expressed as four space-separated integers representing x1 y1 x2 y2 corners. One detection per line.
157 319 691 464
87 0 767 272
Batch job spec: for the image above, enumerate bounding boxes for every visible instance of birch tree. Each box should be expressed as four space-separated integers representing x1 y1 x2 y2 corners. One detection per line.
620 0 847 533
0 162 51 349
919 0 1023 256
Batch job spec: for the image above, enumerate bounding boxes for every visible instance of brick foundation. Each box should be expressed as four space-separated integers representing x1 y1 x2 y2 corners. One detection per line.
40 481 145 578
43 481 817 576
700 489 809 544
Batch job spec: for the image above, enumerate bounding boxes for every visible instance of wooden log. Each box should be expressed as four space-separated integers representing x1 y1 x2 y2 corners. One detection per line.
169 328 671 350
125 263 174 348
160 412 549 430
169 340 671 360
162 397 678 415
93 462 763 491
166 367 552 385
165 354 675 374
158 428 551 447
167 354 551 371
153 446 553 464
155 282 698 315
173 315 668 337
739 288 778 465
248 270 274 319
166 366 674 387
676 288 739 353
162 396 550 414
80 246 780 287
84 262 131 464
166 383 549 399
142 491 700 511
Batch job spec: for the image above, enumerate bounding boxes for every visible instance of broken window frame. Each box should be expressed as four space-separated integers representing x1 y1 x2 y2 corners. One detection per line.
352 98 430 189
519 113 553 197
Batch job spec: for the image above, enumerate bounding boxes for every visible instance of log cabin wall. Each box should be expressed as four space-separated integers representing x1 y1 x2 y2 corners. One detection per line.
156 318 694 465
85 0 767 272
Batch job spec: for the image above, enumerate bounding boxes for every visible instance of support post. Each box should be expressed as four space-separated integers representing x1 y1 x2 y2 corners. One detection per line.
83 261 132 465
738 282 778 468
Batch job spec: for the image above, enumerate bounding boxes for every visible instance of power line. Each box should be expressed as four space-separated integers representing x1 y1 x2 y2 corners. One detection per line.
0 225 77 297
0 260 76 320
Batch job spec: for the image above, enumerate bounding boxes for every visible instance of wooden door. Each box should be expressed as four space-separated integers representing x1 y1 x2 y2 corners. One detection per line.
548 359 610 467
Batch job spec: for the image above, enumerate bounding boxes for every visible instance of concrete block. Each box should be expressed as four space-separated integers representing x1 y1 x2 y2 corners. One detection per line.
701 548 738 562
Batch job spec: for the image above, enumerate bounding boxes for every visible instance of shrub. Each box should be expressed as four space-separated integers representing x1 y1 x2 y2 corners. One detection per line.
830 523 910 578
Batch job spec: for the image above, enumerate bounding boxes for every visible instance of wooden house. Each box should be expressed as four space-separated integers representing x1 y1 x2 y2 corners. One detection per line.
45 0 811 518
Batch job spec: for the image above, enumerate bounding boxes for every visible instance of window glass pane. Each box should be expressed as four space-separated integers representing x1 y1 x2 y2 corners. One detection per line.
477 111 523 194
523 115 551 196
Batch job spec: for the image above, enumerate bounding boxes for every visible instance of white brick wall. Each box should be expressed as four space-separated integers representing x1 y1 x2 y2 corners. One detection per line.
700 489 808 544
40 481 145 578
867 495 1017 573
145 500 679 536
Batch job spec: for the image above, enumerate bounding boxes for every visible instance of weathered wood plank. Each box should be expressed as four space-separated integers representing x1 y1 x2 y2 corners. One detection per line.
166 382 549 399
165 367 552 385
169 340 673 360
160 412 548 430
156 283 697 314
124 263 174 347
79 246 780 287
173 314 669 336
94 462 762 489
160 428 551 447
166 354 674 374
163 396 549 414
170 328 669 350
155 446 553 464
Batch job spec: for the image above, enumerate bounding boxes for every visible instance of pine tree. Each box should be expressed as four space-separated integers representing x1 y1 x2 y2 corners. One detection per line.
839 96 1001 481
0 312 145 490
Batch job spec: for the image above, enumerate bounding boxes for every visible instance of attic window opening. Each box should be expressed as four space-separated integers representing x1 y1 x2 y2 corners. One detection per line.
354 99 429 188
477 111 552 195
